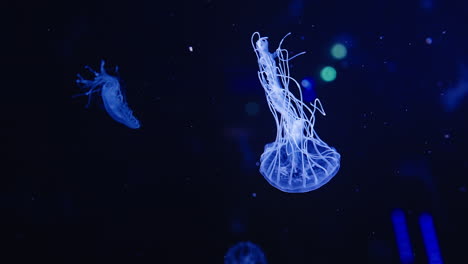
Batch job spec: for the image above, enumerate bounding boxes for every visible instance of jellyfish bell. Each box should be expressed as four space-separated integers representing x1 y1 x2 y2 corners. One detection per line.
224 241 267 264
260 136 341 193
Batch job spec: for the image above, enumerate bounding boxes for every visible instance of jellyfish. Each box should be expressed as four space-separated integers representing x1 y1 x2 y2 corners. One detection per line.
251 32 340 193
74 60 140 129
224 241 267 264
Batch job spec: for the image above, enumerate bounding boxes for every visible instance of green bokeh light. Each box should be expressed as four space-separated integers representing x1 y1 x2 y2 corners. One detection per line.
330 43 347 60
245 101 259 116
320 66 337 82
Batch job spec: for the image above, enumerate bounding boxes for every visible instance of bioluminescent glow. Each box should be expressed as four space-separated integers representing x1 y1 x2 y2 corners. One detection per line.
75 60 140 129
425 37 433 45
419 213 443 264
224 241 267 264
320 66 337 82
391 209 414 264
442 77 468 112
330 43 347 59
301 77 317 102
301 78 314 90
251 32 340 193
421 0 434 10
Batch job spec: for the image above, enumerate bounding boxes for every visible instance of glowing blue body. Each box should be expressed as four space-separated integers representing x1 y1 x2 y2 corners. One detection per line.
251 32 340 193
75 60 140 129
224 241 267 264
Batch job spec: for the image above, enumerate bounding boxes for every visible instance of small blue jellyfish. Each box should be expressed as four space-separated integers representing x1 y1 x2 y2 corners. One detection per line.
224 241 267 264
251 32 341 193
74 60 140 129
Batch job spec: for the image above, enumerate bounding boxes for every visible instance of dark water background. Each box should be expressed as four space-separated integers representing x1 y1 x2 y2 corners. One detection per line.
5 0 468 262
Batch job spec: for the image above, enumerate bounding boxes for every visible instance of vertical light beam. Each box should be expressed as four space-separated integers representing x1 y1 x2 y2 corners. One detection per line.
391 209 414 263
419 213 443 264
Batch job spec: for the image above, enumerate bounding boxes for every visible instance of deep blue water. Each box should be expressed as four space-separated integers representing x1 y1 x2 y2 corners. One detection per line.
5 0 468 263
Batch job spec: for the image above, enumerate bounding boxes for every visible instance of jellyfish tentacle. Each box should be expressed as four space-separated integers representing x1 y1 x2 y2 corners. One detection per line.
253 32 340 193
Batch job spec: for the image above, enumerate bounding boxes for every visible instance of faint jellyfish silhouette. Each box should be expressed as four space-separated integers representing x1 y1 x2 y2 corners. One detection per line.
442 65 468 112
74 60 140 129
251 32 340 193
224 241 267 264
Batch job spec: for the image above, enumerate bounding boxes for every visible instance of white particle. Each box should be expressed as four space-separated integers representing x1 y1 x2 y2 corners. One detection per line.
188 46 193 52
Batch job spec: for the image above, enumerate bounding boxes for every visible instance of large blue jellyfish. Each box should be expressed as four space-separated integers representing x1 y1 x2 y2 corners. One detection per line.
251 32 340 193
74 60 140 129
224 241 267 264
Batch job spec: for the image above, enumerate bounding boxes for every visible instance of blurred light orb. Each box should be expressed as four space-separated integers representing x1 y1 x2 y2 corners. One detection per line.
245 102 260 116
301 78 315 90
320 66 337 82
301 77 317 102
425 37 433 45
330 43 347 59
